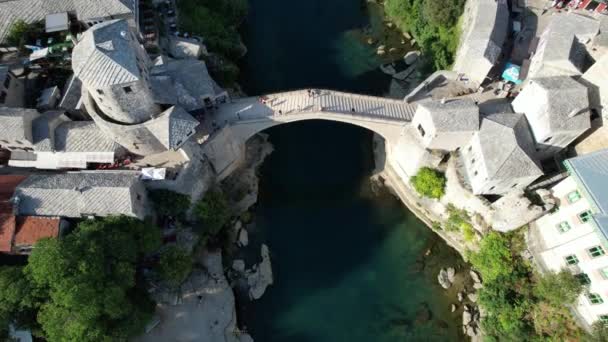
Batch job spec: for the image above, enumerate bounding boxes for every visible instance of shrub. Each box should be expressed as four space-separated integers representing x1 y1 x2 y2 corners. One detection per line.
193 190 231 238
445 204 469 232
534 270 583 307
410 167 446 199
149 189 191 220
158 246 193 287
461 222 475 242
468 232 514 283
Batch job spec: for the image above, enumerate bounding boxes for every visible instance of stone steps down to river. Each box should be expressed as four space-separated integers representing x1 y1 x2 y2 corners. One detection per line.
213 89 418 124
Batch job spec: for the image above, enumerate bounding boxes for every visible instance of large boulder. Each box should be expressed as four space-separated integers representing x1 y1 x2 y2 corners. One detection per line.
447 267 456 283
238 228 249 247
470 270 482 284
438 269 452 289
463 311 472 326
467 293 478 303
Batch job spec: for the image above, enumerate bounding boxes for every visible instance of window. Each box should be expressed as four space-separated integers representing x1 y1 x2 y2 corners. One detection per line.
15 140 22 145
0 91 6 104
136 194 141 201
96 89 104 95
601 267 608 279
588 246 606 258
556 221 571 233
511 183 518 188
579 210 593 223
468 146 472 152
3 76 9 89
600 315 608 323
123 86 133 93
474 171 478 176
565 254 579 265
489 186 495 191
567 190 582 204
588 293 604 305
471 158 476 164
543 136 552 143
417 124 425 137
576 273 591 285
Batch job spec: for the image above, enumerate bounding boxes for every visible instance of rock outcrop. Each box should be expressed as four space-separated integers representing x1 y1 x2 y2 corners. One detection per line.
247 244 274 300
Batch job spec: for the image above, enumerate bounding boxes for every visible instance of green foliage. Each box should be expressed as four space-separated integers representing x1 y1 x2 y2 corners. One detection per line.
461 223 475 242
158 246 193 287
410 167 446 199
6 20 32 47
193 190 231 238
534 270 583 307
177 0 248 60
23 216 161 341
587 321 608 342
149 189 191 220
469 232 585 340
384 0 464 70
0 266 38 337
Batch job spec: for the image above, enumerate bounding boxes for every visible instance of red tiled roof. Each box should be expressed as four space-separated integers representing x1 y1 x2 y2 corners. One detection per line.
14 216 60 247
0 214 16 253
0 175 27 202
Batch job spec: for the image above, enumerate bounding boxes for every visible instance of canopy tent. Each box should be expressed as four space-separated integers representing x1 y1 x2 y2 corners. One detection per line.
501 63 523 84
141 167 166 180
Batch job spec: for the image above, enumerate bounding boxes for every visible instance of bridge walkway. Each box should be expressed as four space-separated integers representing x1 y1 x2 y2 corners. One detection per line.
207 89 418 128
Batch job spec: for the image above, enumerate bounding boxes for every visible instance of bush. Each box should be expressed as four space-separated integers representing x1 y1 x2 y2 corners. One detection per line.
193 190 230 238
149 189 191 220
461 222 475 242
410 167 446 199
158 246 193 287
534 270 583 307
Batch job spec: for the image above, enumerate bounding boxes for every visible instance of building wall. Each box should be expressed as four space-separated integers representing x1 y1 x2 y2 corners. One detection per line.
531 177 608 326
0 71 25 108
411 109 475 152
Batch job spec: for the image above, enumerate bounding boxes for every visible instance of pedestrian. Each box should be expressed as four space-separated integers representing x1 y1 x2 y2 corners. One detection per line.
351 107 355 112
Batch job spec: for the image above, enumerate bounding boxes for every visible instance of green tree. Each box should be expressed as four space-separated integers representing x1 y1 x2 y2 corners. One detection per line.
158 246 193 287
587 321 608 342
0 266 39 338
410 167 446 199
6 20 31 47
149 189 191 220
193 190 230 237
422 0 465 28
25 216 161 342
534 270 583 307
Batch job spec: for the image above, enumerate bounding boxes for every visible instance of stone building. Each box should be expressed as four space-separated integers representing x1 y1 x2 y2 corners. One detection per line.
458 113 543 195
12 171 148 219
0 108 122 169
528 149 608 329
512 76 591 159
527 13 599 79
411 99 479 152
0 65 25 108
72 19 200 155
453 0 509 86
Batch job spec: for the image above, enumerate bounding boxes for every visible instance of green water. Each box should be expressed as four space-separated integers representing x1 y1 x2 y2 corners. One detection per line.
236 0 464 341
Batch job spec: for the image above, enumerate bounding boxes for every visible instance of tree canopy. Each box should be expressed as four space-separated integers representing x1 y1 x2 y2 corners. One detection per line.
410 167 446 199
6 20 32 47
193 190 231 238
158 245 193 287
18 216 162 341
149 189 192 220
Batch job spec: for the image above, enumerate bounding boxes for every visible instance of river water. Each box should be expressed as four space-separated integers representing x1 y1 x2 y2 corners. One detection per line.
236 0 465 341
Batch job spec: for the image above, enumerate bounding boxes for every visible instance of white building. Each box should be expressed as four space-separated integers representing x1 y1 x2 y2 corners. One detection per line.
528 13 599 79
411 99 479 152
458 113 543 195
529 149 608 328
453 0 509 86
512 76 591 159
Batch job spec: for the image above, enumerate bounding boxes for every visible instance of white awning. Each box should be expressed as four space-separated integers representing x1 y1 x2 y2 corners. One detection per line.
141 167 166 180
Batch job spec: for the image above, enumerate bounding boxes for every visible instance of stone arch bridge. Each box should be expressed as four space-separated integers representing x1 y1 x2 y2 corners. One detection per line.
202 89 419 177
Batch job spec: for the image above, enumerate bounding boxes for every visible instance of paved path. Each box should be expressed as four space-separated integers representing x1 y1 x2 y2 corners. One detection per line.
206 89 417 129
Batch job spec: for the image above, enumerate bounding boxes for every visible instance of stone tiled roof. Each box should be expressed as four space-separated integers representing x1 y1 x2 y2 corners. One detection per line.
14 172 140 218
513 76 590 133
416 99 479 132
147 106 199 150
530 13 600 77
72 19 141 88
0 0 132 43
58 74 83 111
31 111 70 151
477 113 542 180
0 107 40 143
54 121 120 153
